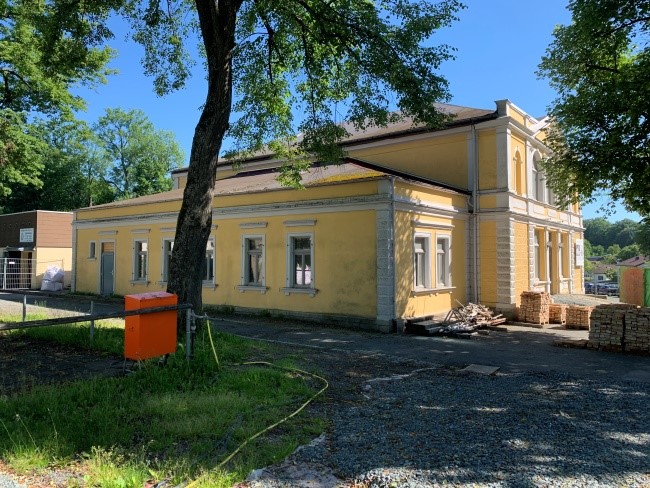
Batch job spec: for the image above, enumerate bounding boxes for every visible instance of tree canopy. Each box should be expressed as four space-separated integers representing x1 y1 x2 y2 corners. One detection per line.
0 0 122 199
538 0 650 216
0 110 184 213
94 108 184 200
122 0 466 314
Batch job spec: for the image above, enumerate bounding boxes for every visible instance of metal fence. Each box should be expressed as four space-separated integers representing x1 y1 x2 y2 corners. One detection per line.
0 257 35 289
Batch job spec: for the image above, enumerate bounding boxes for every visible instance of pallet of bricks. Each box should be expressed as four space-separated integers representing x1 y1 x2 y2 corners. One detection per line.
589 304 645 352
566 305 593 330
625 308 650 354
519 291 550 326
549 304 567 325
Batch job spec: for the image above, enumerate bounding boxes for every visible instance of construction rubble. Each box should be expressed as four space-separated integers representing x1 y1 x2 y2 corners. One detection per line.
405 302 506 338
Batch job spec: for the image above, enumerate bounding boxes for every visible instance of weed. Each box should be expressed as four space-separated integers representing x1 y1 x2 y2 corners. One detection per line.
0 314 324 486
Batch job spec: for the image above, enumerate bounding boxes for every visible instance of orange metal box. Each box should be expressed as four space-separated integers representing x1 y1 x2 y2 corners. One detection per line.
124 292 178 361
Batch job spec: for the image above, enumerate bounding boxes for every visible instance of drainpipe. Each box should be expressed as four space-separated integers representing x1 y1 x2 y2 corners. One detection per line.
71 214 77 293
471 124 480 304
389 176 397 332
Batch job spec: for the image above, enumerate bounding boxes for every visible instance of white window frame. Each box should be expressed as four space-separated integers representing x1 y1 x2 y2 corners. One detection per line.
436 234 452 288
204 237 215 285
132 239 149 282
413 232 432 290
88 241 96 260
161 238 174 282
534 231 541 281
239 234 266 292
283 233 316 296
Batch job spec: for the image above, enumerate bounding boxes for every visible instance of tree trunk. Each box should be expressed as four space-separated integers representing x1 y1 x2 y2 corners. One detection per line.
167 0 241 333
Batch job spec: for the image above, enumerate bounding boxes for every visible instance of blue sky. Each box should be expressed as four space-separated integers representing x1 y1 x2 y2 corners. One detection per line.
73 0 640 222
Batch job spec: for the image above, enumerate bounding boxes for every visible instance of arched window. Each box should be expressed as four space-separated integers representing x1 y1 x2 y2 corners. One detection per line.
532 152 545 202
514 150 523 195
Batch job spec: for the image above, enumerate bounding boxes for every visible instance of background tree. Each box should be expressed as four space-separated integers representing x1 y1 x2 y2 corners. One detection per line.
0 0 122 201
0 118 114 212
538 0 650 216
94 108 184 200
125 0 465 316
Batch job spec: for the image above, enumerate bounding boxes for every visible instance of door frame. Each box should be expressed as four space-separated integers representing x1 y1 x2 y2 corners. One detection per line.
99 240 116 296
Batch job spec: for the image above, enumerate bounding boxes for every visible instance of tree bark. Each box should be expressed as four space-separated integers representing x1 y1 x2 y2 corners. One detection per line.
167 0 241 332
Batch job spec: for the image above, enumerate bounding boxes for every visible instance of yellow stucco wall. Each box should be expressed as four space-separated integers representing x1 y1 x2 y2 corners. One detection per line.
75 208 378 319
35 247 72 288
479 221 497 305
393 209 466 319
349 133 469 190
478 130 497 190
513 222 529 306
394 181 467 209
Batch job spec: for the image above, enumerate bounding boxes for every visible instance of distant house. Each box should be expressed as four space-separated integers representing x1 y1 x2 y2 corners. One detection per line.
617 256 650 306
0 211 73 289
592 264 616 282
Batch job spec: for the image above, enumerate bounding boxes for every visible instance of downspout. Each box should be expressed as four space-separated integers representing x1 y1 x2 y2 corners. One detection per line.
471 124 480 304
71 212 77 293
389 175 397 332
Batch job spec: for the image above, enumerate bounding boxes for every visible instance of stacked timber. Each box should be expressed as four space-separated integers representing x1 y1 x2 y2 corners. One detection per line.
565 306 593 330
624 308 650 353
589 303 639 351
519 291 550 325
549 304 567 325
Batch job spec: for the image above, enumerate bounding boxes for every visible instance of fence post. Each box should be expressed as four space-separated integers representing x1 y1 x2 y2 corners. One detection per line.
89 301 95 345
22 295 27 322
186 310 192 360
2 258 6 289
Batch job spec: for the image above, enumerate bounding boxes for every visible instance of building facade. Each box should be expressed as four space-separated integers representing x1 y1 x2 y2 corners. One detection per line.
72 100 584 330
0 210 73 289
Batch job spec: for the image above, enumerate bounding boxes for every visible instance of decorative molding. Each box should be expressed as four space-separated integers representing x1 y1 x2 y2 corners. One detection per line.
411 220 454 230
160 227 176 233
281 287 318 297
130 229 150 234
99 230 117 235
283 219 316 227
239 222 268 229
237 285 268 294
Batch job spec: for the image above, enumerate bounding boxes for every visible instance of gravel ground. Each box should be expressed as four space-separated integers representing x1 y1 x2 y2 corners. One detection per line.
241 361 650 488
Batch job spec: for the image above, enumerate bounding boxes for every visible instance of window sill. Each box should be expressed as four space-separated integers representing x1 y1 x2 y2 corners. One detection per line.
237 285 268 294
281 287 318 297
411 286 455 296
87 257 97 261
203 282 218 289
130 280 149 285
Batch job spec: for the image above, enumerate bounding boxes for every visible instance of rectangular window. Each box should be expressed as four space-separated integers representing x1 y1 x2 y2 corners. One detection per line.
290 235 313 288
204 238 215 283
436 236 451 287
162 239 174 281
133 240 148 281
534 231 541 280
88 241 96 259
414 234 431 289
243 236 264 286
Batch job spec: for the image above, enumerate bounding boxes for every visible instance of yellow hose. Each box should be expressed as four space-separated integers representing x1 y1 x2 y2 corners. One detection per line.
184 334 328 488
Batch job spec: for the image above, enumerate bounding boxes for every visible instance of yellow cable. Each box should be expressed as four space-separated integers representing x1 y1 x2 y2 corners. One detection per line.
206 319 221 371
185 361 328 488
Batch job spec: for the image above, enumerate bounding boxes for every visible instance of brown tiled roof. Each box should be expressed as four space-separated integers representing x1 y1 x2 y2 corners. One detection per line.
617 255 650 267
77 159 464 212
171 103 496 174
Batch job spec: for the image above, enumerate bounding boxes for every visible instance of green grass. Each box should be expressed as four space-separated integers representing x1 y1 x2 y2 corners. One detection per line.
0 312 325 487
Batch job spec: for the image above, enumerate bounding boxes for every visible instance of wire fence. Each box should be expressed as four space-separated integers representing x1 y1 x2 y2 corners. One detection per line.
0 257 34 289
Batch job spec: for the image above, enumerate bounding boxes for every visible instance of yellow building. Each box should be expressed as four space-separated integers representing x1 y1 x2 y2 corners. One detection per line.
72 100 584 331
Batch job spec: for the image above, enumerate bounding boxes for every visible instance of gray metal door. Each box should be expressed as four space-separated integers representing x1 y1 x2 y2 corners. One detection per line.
100 252 114 296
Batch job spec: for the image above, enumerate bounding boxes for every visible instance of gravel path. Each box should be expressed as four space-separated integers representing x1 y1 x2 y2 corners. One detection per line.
241 360 650 488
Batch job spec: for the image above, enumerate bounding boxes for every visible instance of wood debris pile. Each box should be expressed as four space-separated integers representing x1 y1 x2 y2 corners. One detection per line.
405 302 506 337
